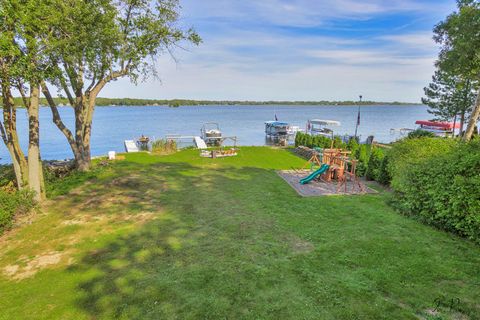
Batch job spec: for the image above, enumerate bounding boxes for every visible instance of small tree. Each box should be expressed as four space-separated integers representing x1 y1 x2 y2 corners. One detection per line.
0 0 46 200
422 70 477 135
39 0 200 170
433 0 480 141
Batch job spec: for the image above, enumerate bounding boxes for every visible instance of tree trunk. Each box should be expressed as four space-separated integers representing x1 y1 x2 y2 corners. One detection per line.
452 114 457 137
459 112 465 138
463 89 480 141
42 83 93 171
1 81 28 188
26 84 45 201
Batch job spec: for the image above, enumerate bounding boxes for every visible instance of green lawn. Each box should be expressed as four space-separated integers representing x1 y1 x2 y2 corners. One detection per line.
0 147 479 319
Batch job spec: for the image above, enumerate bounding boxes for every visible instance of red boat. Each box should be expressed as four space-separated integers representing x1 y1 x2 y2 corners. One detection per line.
415 120 460 136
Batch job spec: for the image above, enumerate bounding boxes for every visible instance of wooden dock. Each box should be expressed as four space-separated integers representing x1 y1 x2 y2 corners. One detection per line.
124 140 139 153
194 136 208 149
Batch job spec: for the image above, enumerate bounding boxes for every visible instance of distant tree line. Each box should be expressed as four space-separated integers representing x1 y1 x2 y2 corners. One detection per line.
4 97 421 107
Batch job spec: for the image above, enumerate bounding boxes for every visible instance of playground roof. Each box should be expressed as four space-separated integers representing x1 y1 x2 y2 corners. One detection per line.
415 120 460 130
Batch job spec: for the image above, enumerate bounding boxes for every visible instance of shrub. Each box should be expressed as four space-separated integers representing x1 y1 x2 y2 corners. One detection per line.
354 144 369 176
390 140 480 243
0 189 36 234
346 138 359 154
377 154 391 185
151 139 177 154
365 147 385 181
386 137 457 193
333 136 346 149
294 132 301 146
407 129 436 139
0 165 18 189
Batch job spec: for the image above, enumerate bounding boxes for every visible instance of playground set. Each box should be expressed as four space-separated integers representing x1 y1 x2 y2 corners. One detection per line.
296 148 366 194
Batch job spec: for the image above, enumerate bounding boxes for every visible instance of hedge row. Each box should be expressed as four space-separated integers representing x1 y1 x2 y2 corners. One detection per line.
388 138 480 243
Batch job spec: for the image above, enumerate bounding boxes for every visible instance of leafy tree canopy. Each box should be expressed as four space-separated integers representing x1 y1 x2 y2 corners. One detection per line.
434 0 480 80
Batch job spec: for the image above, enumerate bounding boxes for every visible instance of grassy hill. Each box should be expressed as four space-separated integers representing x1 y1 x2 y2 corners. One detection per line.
0 147 478 319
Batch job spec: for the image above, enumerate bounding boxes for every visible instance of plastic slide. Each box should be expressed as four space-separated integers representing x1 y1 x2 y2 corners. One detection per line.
299 164 330 185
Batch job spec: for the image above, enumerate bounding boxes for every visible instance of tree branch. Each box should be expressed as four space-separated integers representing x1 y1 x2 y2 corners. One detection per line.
62 60 80 96
58 74 75 106
41 81 78 152
16 82 29 108
90 68 129 98
85 70 97 95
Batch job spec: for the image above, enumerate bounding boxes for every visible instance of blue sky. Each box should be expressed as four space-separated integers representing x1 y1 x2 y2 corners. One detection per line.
102 0 457 102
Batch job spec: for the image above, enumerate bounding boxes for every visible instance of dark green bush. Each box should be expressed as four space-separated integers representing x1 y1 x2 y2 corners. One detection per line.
365 147 385 181
0 165 16 188
377 154 391 185
354 144 369 176
390 140 480 243
386 137 457 193
347 138 359 155
407 129 436 139
333 136 346 149
0 189 36 234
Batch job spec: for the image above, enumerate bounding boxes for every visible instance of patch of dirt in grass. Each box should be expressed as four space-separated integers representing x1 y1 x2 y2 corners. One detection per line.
2 251 66 280
284 234 315 255
420 308 470 320
0 172 162 282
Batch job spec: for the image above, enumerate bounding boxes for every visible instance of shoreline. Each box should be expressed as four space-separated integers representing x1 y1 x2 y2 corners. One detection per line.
25 103 425 108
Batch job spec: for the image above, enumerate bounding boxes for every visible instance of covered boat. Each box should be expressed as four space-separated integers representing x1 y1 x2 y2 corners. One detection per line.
201 122 222 145
307 119 341 137
415 120 460 136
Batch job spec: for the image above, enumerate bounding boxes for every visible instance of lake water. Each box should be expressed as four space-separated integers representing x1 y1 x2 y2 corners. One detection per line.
0 105 429 163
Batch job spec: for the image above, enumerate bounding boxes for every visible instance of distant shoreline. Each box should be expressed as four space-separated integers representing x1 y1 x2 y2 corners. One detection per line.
7 97 423 108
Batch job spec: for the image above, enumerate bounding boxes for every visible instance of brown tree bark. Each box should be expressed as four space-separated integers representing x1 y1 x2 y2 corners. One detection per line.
26 83 45 200
0 78 28 188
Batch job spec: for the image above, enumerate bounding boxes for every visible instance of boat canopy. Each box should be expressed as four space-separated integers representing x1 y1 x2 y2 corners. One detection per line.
415 120 460 130
265 121 289 126
308 119 341 126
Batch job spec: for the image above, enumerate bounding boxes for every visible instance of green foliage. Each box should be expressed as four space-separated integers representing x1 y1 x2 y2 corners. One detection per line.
294 132 337 149
0 165 16 188
0 189 36 234
390 140 480 243
386 138 457 192
433 0 480 140
347 138 359 155
377 154 392 185
422 70 477 123
151 139 177 154
365 147 385 181
407 129 436 139
354 144 369 176
434 0 480 80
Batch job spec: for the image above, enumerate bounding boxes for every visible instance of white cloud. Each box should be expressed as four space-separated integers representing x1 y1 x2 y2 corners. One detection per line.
99 0 457 102
182 0 449 27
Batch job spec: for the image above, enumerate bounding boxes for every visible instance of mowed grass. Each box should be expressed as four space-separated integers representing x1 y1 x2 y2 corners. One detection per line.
0 147 479 319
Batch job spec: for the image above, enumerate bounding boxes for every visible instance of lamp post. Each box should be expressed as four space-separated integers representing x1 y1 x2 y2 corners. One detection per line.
354 95 362 140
